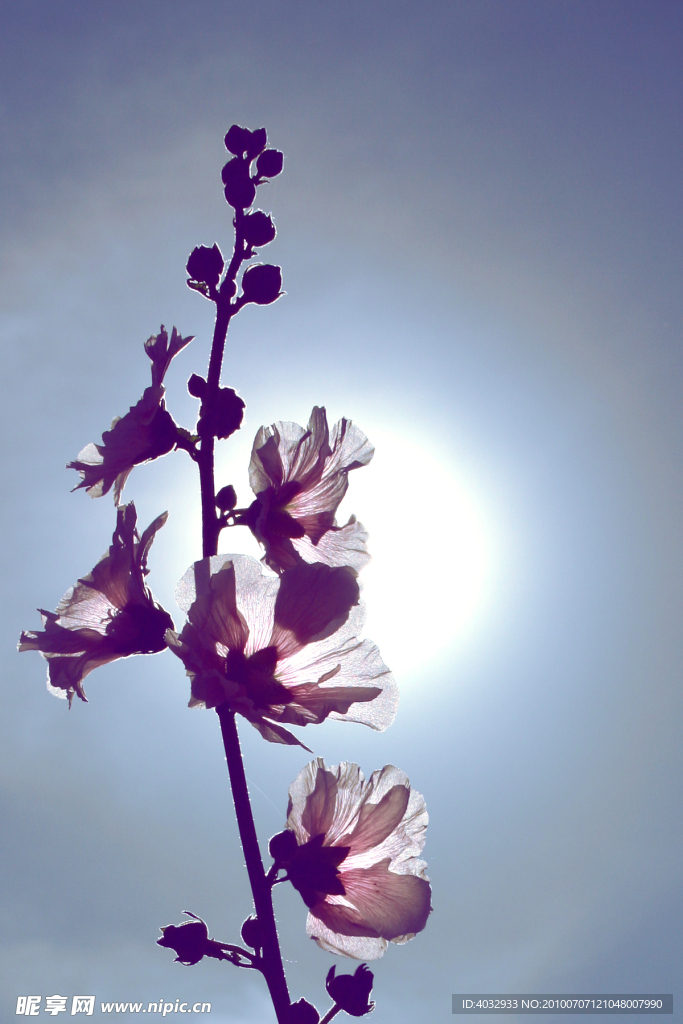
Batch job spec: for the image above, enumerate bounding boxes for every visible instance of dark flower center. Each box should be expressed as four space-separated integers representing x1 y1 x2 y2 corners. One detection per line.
287 833 351 908
224 647 294 708
106 601 174 654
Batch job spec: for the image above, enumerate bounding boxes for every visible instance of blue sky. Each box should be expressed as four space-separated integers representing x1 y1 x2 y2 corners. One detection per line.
2 2 682 1021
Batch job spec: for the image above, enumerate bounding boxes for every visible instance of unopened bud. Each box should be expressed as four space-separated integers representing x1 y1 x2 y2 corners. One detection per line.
215 485 237 512
257 149 284 178
246 127 267 159
240 915 263 949
186 244 224 287
157 914 209 966
224 124 253 156
222 158 256 210
187 374 207 399
269 828 298 864
243 211 276 247
326 964 375 1017
287 999 320 1024
241 264 282 305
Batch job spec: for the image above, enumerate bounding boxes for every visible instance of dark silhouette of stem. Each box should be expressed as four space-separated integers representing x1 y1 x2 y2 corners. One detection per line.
217 706 291 1021
197 203 291 1020
319 1006 342 1024
198 207 247 559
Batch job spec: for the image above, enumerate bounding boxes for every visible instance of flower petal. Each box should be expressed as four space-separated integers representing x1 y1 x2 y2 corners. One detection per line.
307 858 431 957
293 517 371 572
271 562 359 657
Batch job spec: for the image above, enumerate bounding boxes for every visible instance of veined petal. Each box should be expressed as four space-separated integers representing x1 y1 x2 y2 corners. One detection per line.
293 517 371 571
307 860 431 957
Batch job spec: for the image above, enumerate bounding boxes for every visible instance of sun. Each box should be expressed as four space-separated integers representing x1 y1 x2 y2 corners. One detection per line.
337 426 494 678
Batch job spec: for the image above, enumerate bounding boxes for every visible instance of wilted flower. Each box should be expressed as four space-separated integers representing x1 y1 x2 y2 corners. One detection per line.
244 407 374 573
166 555 397 747
18 503 173 705
326 964 375 1017
274 759 431 959
68 325 193 503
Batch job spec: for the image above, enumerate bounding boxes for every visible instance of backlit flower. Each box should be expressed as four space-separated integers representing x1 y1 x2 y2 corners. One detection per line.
69 325 193 503
274 759 431 959
244 407 374 573
18 503 173 705
166 555 397 747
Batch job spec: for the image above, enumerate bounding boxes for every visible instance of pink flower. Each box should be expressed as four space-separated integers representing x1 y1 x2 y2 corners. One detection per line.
274 759 431 959
166 555 397 747
69 325 193 503
244 407 374 573
18 503 173 706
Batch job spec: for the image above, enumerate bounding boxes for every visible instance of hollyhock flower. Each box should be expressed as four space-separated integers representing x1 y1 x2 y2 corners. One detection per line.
18 503 173 706
166 554 397 747
273 759 431 959
244 406 374 573
69 325 193 503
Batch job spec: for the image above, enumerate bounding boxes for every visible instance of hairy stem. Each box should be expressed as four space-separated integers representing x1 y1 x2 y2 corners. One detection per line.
197 209 245 559
217 706 291 1021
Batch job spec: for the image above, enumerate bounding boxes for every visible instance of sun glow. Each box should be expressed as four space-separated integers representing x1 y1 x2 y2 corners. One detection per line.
338 428 494 677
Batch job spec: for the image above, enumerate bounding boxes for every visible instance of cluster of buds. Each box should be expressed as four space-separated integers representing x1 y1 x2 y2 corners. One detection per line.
186 123 283 306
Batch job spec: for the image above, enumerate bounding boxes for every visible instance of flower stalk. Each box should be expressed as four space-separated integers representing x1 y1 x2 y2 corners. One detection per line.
200 204 292 1020
217 707 291 1021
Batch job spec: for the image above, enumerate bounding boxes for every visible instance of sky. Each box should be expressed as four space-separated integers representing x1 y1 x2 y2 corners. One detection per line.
2 1 682 1021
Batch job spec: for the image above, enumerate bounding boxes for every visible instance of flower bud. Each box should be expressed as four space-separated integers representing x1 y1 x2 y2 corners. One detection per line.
241 264 282 305
243 211 276 247
326 964 375 1017
187 374 207 399
287 999 320 1024
197 387 245 441
215 485 237 512
157 915 210 966
222 158 256 209
269 828 298 864
224 124 253 155
240 915 263 950
246 127 267 159
257 149 284 178
186 243 224 287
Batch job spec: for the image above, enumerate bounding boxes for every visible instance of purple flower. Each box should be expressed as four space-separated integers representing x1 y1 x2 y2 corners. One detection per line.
166 555 397 747
18 503 173 705
68 325 192 503
279 759 431 959
245 407 374 573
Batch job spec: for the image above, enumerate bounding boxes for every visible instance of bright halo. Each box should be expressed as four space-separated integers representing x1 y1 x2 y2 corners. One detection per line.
338 428 493 677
